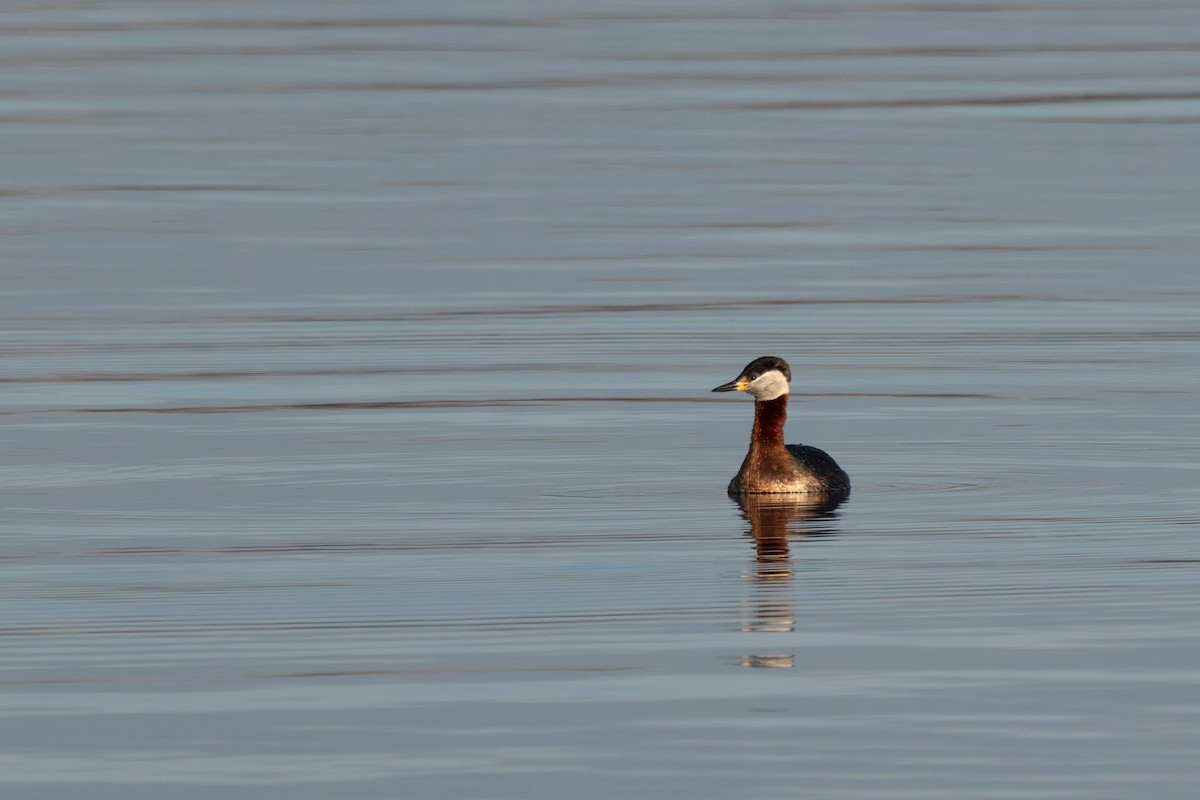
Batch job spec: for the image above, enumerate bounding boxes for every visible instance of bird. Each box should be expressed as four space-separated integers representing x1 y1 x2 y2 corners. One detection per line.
712 356 850 496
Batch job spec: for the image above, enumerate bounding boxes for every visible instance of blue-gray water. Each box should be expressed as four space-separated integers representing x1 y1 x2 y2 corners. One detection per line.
3 2 1199 798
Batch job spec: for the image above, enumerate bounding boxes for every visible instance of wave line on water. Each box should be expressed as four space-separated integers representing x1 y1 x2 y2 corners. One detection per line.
192 294 1073 323
0 606 733 637
1 530 730 563
4 391 1002 415
0 184 283 197
707 90 1200 111
640 42 1200 62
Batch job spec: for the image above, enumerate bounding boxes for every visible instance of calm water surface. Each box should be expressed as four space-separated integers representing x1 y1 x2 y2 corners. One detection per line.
3 1 1200 798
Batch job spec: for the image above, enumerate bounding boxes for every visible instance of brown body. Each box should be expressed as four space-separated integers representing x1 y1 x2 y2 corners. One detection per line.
727 394 850 495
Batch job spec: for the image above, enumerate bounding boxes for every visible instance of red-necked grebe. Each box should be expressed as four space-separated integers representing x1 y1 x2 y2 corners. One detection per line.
712 356 850 496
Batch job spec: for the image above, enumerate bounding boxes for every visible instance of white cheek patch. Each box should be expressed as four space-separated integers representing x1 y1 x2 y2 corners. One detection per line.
747 370 790 400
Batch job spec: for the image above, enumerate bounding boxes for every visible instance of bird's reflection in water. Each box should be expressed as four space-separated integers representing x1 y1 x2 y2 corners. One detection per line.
736 492 846 660
742 492 845 568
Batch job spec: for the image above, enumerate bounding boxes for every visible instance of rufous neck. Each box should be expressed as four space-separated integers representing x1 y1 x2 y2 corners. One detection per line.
751 394 788 448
